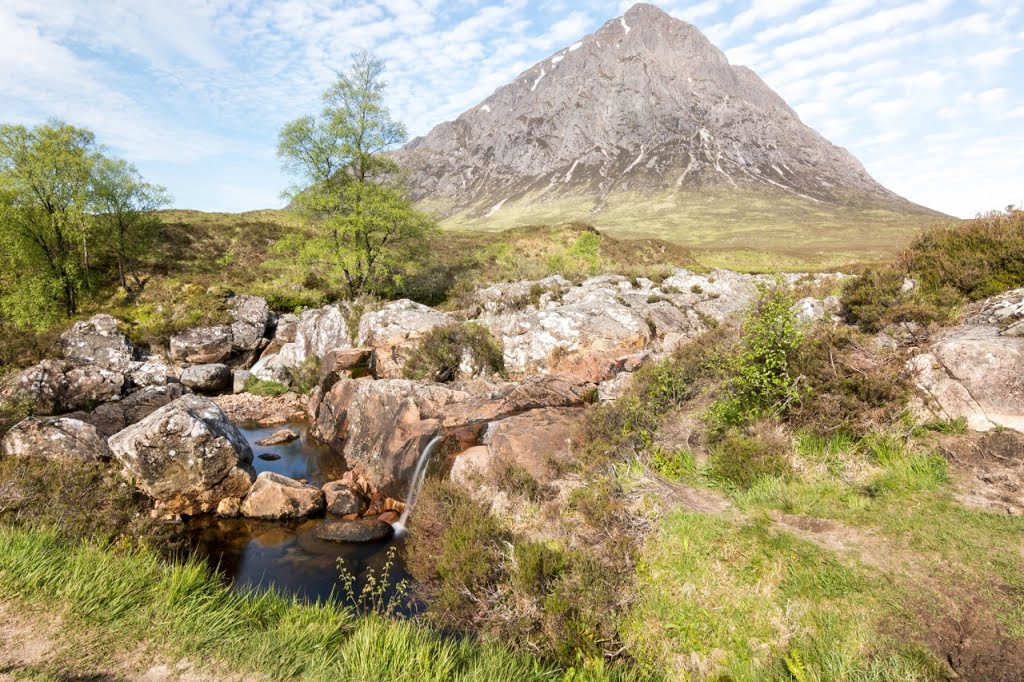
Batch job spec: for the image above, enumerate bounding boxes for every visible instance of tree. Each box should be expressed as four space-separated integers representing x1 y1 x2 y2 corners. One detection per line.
277 50 435 298
0 121 99 328
90 157 172 293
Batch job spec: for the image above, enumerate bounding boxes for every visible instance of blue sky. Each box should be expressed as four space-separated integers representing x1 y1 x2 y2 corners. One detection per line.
2 0 1022 218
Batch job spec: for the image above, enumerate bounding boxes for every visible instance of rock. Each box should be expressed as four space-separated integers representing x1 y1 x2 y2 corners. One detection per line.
63 366 125 408
108 395 255 515
323 481 368 516
449 445 491 488
0 417 112 461
314 518 393 543
273 304 355 369
216 497 242 518
228 295 270 356
0 360 67 414
598 372 634 402
170 326 233 365
180 364 232 393
792 297 826 324
212 393 307 425
378 510 399 524
255 429 299 446
60 314 137 372
241 472 325 520
357 299 456 378
909 324 1024 432
474 275 572 314
66 384 184 437
485 407 581 479
258 453 282 461
482 299 652 383
127 357 174 388
233 370 251 394
273 313 299 344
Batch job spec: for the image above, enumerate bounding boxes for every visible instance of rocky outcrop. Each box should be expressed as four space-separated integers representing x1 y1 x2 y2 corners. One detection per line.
170 325 233 365
909 325 1024 432
0 360 67 414
66 384 184 437
228 295 271 361
240 472 324 520
59 314 137 373
108 395 255 514
357 300 456 378
272 304 355 370
0 417 112 461
180 364 232 393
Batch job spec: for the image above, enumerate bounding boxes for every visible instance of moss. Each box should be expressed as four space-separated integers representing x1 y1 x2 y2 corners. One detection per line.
403 323 506 383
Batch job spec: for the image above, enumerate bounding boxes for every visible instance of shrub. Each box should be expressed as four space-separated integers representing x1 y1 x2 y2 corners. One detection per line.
844 207 1024 331
403 323 505 383
244 376 288 397
711 282 803 427
288 356 321 395
513 540 568 597
568 476 626 530
709 430 793 490
492 458 544 502
407 480 511 623
650 446 697 481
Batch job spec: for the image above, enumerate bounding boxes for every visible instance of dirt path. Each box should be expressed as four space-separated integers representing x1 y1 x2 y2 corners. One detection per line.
0 601 251 682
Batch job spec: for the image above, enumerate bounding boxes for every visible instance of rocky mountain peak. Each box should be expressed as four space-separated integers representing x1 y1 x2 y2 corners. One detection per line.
394 3 939 235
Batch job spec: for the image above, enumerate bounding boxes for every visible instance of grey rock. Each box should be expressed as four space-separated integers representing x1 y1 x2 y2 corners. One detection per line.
107 395 255 515
233 370 251 395
0 360 67 415
180 364 232 393
63 366 125 408
1 417 111 461
60 314 137 372
255 429 299 446
241 472 325 520
228 295 270 353
66 384 184 437
170 326 233 365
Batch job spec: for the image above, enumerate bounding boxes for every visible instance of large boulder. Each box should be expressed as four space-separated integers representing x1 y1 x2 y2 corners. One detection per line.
241 472 324 520
180 364 232 393
170 326 233 365
909 324 1024 432
0 360 67 414
357 300 456 378
65 384 184 437
1 417 111 461
323 481 368 516
59 314 137 372
273 304 355 370
483 300 652 383
228 295 271 356
107 395 255 515
63 366 125 407
314 518 393 543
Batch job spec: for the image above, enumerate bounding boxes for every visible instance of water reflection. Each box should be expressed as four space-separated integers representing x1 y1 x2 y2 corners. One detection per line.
185 421 411 607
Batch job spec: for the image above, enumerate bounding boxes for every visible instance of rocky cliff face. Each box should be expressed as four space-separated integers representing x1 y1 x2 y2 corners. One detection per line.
394 3 938 233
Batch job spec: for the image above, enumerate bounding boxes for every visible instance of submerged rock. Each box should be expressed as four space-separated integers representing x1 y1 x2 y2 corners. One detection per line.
255 429 299 446
257 453 282 461
108 395 255 515
0 416 112 461
241 472 325 520
314 518 393 543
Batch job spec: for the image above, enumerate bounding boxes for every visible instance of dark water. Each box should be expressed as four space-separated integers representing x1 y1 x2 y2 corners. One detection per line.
185 422 413 606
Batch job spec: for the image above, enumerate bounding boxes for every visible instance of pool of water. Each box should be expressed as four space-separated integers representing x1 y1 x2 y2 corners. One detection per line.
184 421 412 606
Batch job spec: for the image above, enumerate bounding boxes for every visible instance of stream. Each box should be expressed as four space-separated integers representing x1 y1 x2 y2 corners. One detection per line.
184 422 413 606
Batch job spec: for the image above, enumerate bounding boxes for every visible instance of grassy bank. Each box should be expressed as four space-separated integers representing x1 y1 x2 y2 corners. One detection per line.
0 525 633 682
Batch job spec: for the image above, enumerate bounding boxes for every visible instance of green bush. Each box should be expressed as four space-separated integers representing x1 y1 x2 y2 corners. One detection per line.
711 282 803 427
492 458 544 502
844 208 1024 331
709 430 793 490
244 376 288 396
403 323 505 383
650 446 696 481
288 356 321 395
513 540 568 598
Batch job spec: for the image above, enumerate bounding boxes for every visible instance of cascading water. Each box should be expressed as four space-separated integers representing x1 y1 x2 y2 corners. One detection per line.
392 435 443 537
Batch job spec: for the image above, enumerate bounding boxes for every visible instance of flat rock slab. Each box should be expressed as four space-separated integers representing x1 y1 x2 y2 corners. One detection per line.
255 429 299 446
314 518 394 543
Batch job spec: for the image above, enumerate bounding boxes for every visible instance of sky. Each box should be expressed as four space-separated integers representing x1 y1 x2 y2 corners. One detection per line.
2 0 1022 218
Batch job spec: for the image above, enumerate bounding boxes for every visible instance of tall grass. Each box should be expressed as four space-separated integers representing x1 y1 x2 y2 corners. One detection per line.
0 526 596 681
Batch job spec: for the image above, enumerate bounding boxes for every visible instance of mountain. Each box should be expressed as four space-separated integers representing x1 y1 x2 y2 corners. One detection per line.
394 3 944 257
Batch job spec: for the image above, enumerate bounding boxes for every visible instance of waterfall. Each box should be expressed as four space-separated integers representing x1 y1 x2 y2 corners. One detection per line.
392 435 443 537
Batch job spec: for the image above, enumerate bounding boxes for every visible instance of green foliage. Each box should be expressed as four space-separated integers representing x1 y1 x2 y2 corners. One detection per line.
492 458 544 502
337 545 409 618
288 356 322 395
711 283 803 427
277 51 437 298
244 376 289 397
844 207 1024 331
90 157 172 293
403 323 505 383
708 430 793 490
0 121 99 327
649 446 696 481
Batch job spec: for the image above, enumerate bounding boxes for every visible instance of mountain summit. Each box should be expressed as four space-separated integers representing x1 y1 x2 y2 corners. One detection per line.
395 3 940 251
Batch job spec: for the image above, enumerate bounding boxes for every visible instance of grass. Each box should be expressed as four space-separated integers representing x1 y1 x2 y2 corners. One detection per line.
430 186 943 266
0 525 626 682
